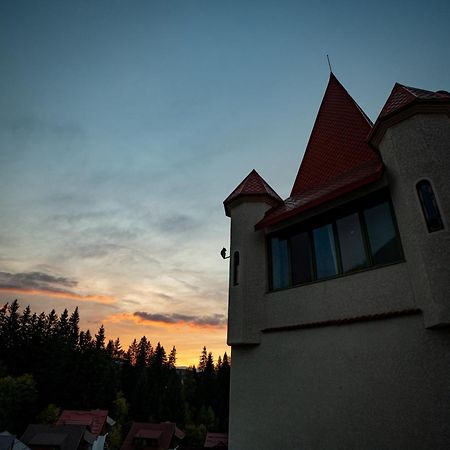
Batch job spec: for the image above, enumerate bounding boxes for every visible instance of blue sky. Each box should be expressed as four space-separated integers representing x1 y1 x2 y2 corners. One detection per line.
1 0 449 364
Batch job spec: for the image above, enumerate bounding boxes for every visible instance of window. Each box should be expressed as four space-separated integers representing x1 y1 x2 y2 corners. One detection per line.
269 190 404 290
313 224 338 279
270 236 289 290
291 231 313 284
416 180 444 232
233 251 240 286
336 213 368 272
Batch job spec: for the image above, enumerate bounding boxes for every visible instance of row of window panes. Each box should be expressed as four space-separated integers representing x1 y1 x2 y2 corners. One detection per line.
270 196 404 290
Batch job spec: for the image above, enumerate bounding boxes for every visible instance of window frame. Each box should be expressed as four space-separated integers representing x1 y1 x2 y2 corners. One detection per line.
416 179 445 233
268 189 404 291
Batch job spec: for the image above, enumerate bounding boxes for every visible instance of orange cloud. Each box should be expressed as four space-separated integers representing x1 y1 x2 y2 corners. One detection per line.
0 287 115 304
104 311 226 329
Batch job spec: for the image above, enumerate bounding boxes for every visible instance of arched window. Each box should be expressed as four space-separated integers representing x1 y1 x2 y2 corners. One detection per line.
233 251 240 286
416 180 444 232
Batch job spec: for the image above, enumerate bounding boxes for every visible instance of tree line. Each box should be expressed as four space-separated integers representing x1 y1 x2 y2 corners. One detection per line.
0 300 230 447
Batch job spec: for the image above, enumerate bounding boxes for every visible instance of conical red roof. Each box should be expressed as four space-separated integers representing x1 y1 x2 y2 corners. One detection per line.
224 169 282 216
256 74 383 229
291 73 381 196
378 83 450 119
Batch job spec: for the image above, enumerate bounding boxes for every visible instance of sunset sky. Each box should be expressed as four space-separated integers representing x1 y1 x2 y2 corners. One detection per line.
1 0 449 366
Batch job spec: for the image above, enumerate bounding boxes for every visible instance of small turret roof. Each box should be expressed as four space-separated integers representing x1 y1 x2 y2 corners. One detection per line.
223 169 282 217
368 83 450 146
377 83 450 120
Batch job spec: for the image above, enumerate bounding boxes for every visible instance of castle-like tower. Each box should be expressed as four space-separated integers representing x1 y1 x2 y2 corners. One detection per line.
223 75 450 450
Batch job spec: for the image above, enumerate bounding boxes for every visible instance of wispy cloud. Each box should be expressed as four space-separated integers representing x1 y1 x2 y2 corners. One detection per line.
0 271 115 305
154 213 199 234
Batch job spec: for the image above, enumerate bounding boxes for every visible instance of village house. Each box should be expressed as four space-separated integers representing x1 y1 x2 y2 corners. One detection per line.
223 73 450 449
120 422 185 450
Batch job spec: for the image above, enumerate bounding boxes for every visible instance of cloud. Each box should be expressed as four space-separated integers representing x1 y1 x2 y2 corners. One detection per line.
0 271 115 305
0 271 77 289
134 311 226 328
154 214 198 234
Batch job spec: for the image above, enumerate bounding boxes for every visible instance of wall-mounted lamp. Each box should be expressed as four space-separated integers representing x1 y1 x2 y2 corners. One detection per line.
220 247 230 259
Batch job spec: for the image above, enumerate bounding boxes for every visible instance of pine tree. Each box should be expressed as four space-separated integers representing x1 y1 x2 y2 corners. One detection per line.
95 325 106 350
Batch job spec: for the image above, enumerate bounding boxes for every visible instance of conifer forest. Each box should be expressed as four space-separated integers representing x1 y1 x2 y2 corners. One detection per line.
0 300 230 447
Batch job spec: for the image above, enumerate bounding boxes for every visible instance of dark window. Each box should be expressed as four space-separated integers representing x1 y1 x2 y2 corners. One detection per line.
313 224 338 279
291 231 313 284
268 190 404 290
416 180 444 232
336 212 368 272
270 236 289 290
364 201 403 265
233 251 240 286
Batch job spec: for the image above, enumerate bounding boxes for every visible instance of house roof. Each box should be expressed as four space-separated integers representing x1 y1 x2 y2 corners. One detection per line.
120 422 177 450
0 435 15 450
204 432 228 448
21 425 87 450
377 83 450 119
369 83 450 146
0 433 30 450
256 73 383 229
224 169 283 217
57 410 108 438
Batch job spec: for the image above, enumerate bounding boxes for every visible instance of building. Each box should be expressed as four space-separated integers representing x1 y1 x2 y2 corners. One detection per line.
56 410 109 439
223 73 450 449
0 432 30 450
120 422 184 450
20 425 94 450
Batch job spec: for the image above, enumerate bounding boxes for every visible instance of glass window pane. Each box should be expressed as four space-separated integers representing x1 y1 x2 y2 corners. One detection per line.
271 237 289 289
364 201 402 265
336 213 368 272
291 232 313 285
313 224 338 279
417 180 444 232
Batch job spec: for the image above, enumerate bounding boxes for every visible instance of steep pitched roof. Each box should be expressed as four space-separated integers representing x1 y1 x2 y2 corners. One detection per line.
224 169 282 217
57 410 108 438
378 83 450 119
291 73 380 195
256 73 383 229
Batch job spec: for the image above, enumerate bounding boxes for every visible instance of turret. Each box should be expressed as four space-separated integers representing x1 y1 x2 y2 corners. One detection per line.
223 169 282 345
369 84 450 327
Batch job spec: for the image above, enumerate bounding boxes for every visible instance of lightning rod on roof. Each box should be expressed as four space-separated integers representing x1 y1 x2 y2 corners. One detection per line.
326 54 333 74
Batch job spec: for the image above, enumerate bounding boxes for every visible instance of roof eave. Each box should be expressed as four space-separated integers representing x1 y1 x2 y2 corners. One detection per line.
255 166 384 230
224 194 283 217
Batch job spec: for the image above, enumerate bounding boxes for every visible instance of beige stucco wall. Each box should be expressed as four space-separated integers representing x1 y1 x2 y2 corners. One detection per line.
379 113 450 326
229 314 450 450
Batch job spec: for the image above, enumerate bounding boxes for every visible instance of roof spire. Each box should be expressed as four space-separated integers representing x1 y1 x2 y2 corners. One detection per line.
326 54 333 74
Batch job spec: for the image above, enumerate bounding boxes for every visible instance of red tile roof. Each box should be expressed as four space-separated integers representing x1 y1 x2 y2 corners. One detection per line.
224 169 283 216
204 432 228 448
378 83 450 119
56 410 108 438
256 73 383 229
120 422 177 450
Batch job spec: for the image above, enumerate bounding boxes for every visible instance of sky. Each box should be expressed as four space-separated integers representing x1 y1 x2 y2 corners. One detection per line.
1 0 449 366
